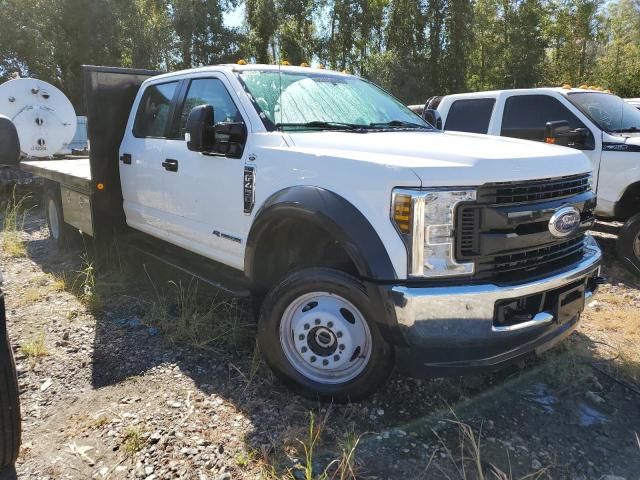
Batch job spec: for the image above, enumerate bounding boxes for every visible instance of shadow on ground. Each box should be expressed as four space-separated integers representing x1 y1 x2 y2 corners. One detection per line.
15 201 640 479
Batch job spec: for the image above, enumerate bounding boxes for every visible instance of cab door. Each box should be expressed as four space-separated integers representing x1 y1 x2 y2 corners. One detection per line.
160 75 249 270
120 80 180 240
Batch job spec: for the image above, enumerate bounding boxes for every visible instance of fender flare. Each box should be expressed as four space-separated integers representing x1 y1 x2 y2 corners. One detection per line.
245 186 397 284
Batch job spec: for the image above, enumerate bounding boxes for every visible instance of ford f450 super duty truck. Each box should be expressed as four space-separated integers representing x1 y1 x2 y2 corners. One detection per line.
9 66 602 399
419 87 640 276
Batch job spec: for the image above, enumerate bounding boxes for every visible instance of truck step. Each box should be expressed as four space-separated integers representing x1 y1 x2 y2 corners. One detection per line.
127 234 250 298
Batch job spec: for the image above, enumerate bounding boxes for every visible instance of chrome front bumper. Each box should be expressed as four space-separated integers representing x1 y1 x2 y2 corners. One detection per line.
385 236 601 375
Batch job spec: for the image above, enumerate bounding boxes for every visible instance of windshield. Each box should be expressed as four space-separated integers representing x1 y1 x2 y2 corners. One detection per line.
568 92 640 133
237 70 430 131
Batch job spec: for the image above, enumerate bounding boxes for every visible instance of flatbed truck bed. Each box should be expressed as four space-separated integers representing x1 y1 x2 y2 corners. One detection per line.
22 158 91 193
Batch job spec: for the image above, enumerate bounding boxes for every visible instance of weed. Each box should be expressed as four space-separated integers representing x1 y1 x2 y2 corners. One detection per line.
429 413 549 480
1 187 29 257
122 427 144 455
297 411 329 480
144 272 252 352
333 427 363 480
22 287 43 303
235 450 257 468
22 331 49 359
89 416 109 429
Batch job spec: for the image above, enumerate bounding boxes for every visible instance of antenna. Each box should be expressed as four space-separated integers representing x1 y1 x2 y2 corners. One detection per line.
277 44 283 128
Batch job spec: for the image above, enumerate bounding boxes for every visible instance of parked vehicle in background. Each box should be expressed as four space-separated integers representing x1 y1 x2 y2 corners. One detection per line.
0 115 22 471
625 98 640 110
4 66 602 399
426 87 640 276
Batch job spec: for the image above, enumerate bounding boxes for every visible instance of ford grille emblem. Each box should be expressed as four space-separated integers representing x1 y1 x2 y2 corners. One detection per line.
548 206 581 238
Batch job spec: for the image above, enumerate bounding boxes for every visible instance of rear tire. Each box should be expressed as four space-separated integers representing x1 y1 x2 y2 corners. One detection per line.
43 187 79 248
0 323 21 469
617 212 640 276
257 268 393 401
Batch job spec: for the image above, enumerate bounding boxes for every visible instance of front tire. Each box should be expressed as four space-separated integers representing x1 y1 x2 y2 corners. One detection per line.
0 323 21 469
617 212 640 276
258 268 393 400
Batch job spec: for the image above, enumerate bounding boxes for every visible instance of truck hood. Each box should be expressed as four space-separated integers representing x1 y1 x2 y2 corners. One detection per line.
285 130 592 186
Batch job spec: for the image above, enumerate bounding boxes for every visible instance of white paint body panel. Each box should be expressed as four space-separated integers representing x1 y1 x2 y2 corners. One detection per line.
119 68 594 279
437 88 640 218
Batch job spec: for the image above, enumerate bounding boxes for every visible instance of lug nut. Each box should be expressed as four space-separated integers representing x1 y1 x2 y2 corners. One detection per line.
299 334 305 340
333 355 339 361
327 321 333 328
310 356 316 363
301 346 308 353
337 331 343 338
315 318 321 325
339 344 345 350
304 323 310 330
323 359 329 366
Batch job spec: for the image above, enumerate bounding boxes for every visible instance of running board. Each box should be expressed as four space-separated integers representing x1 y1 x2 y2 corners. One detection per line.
127 234 250 297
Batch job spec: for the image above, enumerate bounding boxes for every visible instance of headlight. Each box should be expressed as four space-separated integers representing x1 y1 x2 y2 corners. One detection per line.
392 188 476 278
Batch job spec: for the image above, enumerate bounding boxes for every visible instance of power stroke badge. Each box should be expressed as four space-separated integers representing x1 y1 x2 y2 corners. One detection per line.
243 165 256 214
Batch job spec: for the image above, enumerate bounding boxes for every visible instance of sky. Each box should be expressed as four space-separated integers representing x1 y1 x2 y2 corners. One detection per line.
224 4 245 29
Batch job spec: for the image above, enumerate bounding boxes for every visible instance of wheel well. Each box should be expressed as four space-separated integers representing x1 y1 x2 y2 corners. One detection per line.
250 217 358 296
614 181 640 221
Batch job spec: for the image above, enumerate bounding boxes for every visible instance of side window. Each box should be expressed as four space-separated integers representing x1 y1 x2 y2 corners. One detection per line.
445 98 495 134
177 78 242 139
501 95 590 144
133 82 178 138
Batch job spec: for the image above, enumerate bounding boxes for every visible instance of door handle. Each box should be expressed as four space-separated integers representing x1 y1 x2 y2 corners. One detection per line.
162 159 179 172
120 153 132 165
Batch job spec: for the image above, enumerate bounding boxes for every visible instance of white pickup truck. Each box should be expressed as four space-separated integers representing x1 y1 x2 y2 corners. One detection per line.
4 65 603 399
419 87 640 275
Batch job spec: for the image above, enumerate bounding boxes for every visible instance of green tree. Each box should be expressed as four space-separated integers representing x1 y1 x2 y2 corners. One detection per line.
593 0 640 96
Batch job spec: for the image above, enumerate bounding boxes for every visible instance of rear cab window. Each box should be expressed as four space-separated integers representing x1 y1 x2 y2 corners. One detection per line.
133 81 179 138
445 98 496 134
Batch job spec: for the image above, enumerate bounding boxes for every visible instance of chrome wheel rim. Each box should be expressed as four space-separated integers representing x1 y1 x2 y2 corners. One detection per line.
48 198 60 240
279 292 372 385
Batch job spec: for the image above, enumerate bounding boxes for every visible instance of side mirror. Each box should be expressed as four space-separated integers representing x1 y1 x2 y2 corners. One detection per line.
185 105 247 158
0 115 20 165
422 108 442 130
545 120 590 149
186 105 216 152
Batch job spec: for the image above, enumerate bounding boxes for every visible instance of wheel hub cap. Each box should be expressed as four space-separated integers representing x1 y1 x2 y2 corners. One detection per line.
280 292 372 384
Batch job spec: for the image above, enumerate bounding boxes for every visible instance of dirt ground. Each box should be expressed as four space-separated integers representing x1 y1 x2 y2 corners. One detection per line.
1 195 640 480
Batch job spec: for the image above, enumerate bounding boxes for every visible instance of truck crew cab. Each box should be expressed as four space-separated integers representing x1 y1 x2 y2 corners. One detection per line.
427 87 640 275
14 66 601 399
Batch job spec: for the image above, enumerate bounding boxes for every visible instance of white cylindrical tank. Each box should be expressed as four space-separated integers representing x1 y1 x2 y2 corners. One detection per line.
0 78 77 158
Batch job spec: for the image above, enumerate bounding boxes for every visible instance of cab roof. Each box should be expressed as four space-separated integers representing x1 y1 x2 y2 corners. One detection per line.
145 63 353 83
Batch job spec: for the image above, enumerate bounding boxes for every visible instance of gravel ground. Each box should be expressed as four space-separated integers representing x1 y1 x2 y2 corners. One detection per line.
1 203 640 479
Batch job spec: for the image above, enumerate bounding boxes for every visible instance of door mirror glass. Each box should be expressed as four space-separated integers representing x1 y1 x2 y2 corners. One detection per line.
0 115 20 165
213 122 247 157
185 105 215 152
545 120 590 149
185 105 247 158
422 108 442 130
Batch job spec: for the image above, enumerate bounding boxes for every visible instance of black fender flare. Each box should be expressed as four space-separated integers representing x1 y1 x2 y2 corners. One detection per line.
245 186 397 284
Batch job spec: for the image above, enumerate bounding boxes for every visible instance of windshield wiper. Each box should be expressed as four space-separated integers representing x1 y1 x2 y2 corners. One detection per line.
610 126 640 133
276 121 368 131
369 120 431 129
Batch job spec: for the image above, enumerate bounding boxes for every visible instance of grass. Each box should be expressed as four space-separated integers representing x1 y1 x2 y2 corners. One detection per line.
144 272 252 353
22 331 49 359
1 187 29 257
122 427 145 455
428 414 549 480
